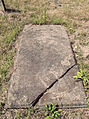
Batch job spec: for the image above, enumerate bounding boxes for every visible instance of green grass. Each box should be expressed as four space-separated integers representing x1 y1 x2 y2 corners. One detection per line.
73 69 89 91
75 32 89 46
73 69 89 108
44 103 62 119
32 8 48 25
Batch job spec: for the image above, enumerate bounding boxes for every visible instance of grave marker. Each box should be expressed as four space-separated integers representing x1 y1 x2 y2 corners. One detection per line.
0 0 6 11
6 25 88 108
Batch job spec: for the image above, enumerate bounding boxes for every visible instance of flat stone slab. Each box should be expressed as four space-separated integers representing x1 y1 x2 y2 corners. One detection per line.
6 25 87 108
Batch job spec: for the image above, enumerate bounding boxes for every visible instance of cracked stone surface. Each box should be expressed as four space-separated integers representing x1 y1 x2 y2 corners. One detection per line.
6 25 87 108
37 65 87 108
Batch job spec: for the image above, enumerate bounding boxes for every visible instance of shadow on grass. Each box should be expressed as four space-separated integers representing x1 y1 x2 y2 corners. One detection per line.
6 8 21 13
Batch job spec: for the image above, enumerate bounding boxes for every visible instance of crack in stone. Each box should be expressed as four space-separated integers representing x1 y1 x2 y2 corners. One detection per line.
6 63 88 109
32 64 77 107
5 64 77 109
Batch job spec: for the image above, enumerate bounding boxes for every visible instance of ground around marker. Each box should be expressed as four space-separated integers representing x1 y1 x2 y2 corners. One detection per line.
0 0 89 118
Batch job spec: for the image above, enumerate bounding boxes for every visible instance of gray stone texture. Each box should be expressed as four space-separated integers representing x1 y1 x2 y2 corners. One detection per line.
6 25 87 108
